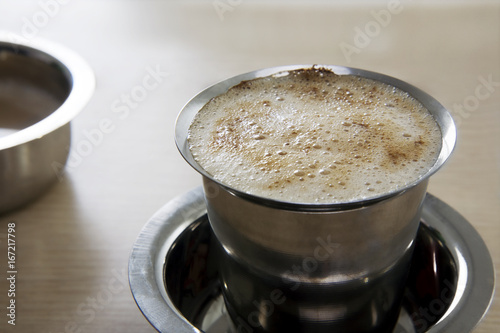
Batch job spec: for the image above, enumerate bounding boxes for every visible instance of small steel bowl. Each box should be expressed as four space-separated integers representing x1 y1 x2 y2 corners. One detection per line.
0 32 94 214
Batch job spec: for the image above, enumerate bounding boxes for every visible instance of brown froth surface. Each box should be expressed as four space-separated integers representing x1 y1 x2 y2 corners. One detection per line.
188 68 441 204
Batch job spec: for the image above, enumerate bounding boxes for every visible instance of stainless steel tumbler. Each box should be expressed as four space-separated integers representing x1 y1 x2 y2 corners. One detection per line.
175 65 456 333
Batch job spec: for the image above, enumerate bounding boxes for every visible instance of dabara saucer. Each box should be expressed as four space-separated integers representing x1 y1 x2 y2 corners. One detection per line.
129 187 495 333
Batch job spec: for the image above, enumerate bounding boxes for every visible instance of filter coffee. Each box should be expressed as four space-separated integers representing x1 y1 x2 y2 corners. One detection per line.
188 68 441 204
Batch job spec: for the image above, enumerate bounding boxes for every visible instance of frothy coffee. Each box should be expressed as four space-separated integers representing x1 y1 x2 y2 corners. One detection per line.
188 68 441 204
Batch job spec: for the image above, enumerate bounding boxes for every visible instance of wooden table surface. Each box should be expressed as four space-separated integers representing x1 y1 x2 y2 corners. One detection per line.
1 1 499 332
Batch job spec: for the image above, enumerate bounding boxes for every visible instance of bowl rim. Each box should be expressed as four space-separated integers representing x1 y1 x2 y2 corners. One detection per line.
0 31 95 150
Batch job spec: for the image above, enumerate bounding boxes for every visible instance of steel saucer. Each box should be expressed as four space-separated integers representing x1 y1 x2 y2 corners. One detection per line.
129 187 495 333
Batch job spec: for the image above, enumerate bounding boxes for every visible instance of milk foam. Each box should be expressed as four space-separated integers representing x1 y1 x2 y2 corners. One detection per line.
188 68 442 204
